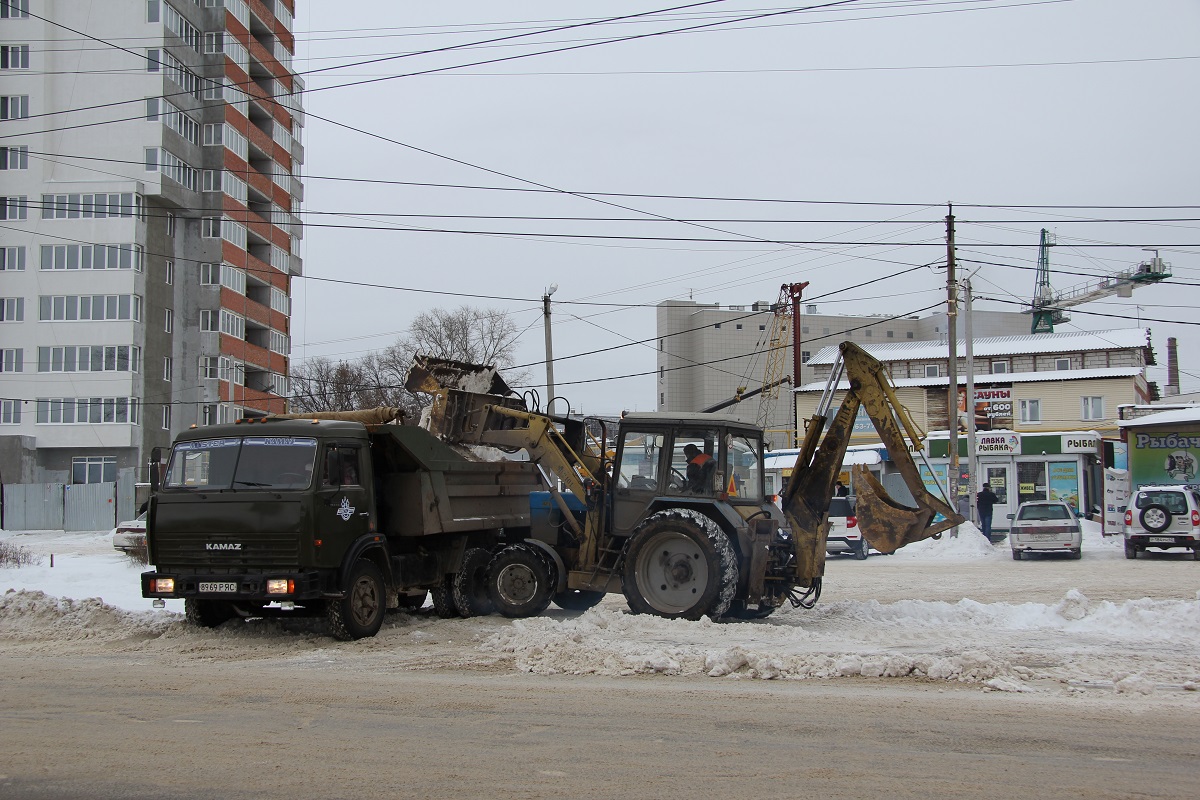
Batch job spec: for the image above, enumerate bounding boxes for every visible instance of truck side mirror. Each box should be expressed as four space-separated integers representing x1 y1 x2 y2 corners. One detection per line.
149 447 163 491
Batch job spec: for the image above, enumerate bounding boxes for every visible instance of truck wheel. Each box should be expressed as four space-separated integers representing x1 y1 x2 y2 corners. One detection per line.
487 544 554 618
327 559 386 640
1124 540 1138 559
184 599 233 628
453 547 496 617
431 577 459 618
622 512 738 621
855 540 869 561
552 589 605 611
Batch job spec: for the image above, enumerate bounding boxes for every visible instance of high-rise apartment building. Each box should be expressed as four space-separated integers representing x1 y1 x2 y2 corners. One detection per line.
0 0 304 485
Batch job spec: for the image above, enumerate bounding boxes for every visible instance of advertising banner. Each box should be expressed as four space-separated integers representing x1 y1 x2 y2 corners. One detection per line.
1129 430 1200 488
1103 468 1129 536
957 384 1013 432
1047 461 1080 513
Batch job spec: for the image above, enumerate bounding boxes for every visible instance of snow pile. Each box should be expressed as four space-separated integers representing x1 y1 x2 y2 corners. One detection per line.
0 589 175 642
889 522 1001 560
481 590 1200 689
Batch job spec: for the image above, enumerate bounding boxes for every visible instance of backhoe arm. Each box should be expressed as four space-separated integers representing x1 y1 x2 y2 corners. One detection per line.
781 342 964 583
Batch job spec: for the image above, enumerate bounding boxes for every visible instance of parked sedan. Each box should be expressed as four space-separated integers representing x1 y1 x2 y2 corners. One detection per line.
1008 501 1081 560
111 511 147 553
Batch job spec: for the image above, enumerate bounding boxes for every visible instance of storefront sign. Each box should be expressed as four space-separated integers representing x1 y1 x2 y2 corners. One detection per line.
1048 462 1080 512
977 432 1020 454
1061 434 1099 454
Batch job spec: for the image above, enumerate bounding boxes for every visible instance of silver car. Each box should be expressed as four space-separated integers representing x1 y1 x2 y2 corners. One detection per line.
1008 501 1082 560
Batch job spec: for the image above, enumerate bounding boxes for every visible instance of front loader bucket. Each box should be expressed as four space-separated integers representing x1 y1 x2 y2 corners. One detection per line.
405 355 514 397
851 465 963 553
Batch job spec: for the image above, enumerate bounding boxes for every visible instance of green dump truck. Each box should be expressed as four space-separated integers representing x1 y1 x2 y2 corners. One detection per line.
141 408 540 639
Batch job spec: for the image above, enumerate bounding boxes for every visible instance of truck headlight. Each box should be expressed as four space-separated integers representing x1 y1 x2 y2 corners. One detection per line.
266 579 294 595
152 577 175 593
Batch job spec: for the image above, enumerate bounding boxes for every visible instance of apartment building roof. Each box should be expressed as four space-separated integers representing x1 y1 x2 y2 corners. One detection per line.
805 328 1147 366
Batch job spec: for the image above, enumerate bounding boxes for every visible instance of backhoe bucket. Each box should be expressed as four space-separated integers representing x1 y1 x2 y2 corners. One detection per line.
405 355 514 397
851 464 963 553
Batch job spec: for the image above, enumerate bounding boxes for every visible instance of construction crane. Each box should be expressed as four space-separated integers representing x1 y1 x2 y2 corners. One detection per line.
757 282 808 435
1028 228 1172 334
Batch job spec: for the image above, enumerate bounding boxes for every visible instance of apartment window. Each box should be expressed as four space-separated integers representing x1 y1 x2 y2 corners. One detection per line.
38 345 140 373
271 373 289 397
40 399 140 426
200 309 217 332
164 308 173 333
163 356 172 382
1055 357 1071 371
2 195 28 219
659 339 664 351
40 244 143 271
200 356 219 379
924 364 940 378
0 246 25 271
1081 396 1104 421
1019 399 1041 424
906 332 914 339
38 294 142 322
219 309 245 339
1 95 29 119
145 147 197 191
269 329 289 355
660 393 665 405
160 1 202 52
886 330 894 338
759 325 766 331
991 361 1009 374
162 404 172 431
199 263 219 285
2 1 31 19
1 297 24 321
0 145 28 169
71 455 117 484
146 97 199 145
270 287 289 314
0 347 22 372
1 44 29 69
41 192 143 220
270 246 290 273
0 398 20 424
165 260 174 285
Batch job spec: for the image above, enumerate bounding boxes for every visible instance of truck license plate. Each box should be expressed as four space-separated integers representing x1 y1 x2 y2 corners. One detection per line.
199 582 237 593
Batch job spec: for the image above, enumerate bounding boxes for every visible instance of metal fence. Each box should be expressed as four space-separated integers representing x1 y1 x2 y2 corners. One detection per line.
2 479 134 531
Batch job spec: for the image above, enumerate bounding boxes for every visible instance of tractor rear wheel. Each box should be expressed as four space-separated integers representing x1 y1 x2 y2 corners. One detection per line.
622 512 738 621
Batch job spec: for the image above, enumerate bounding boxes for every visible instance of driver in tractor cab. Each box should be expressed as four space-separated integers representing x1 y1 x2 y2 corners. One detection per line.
683 443 715 494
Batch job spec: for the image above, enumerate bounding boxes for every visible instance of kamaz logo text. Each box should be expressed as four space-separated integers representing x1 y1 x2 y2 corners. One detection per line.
205 543 243 551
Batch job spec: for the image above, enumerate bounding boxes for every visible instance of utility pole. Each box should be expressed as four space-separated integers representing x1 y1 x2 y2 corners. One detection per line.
963 276 977 525
543 284 558 415
946 205 960 535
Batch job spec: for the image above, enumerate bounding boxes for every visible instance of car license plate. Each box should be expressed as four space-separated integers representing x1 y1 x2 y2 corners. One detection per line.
1148 537 1175 544
199 582 237 593
1030 534 1055 541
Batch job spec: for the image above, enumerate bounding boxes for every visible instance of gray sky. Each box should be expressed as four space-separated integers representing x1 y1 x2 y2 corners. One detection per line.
289 0 1200 414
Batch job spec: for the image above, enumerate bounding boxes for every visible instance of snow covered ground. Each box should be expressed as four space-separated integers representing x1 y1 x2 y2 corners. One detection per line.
2 521 1198 703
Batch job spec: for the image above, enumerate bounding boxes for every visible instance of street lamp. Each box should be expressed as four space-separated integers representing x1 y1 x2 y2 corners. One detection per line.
543 284 558 416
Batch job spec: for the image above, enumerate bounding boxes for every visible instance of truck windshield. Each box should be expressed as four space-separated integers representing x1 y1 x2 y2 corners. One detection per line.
164 436 318 490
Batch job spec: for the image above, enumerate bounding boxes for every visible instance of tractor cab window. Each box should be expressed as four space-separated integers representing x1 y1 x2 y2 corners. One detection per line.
668 429 719 495
725 433 763 501
615 429 660 491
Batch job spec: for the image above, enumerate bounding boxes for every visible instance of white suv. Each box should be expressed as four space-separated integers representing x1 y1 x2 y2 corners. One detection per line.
825 496 870 560
1123 485 1200 560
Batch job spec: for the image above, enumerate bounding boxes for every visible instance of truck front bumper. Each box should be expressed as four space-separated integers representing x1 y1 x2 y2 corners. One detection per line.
141 570 328 603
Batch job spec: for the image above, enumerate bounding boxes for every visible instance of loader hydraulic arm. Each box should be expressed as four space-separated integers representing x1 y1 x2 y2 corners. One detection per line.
781 341 964 583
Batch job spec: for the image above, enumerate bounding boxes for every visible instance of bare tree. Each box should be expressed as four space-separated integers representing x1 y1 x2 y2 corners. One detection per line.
288 306 529 415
